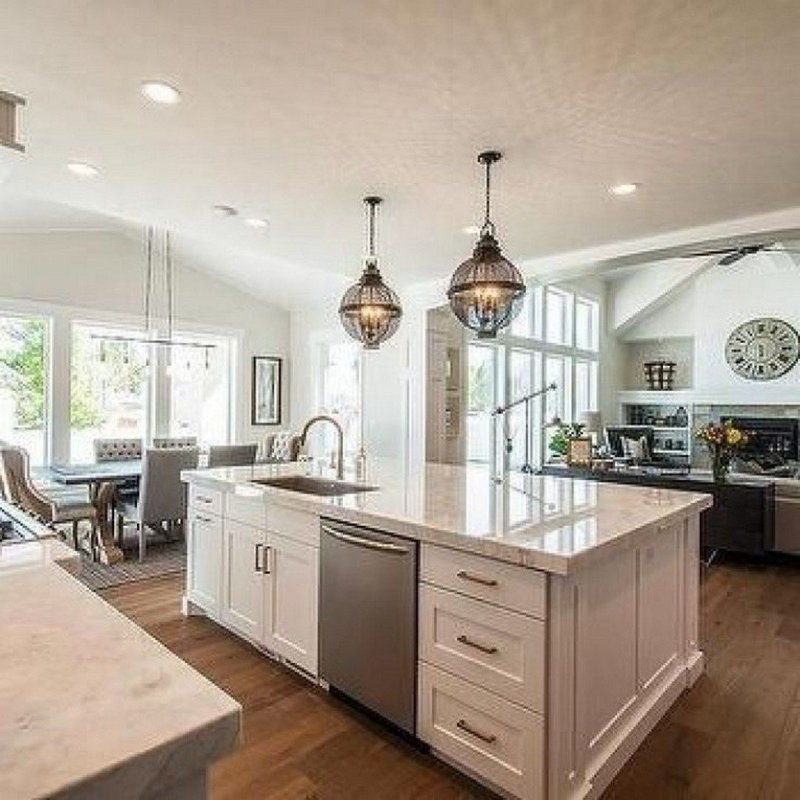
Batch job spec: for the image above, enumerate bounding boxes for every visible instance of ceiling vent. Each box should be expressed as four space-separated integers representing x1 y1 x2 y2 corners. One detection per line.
0 90 26 152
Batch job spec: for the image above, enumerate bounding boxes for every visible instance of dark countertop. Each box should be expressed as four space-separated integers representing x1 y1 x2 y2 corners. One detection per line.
539 462 776 489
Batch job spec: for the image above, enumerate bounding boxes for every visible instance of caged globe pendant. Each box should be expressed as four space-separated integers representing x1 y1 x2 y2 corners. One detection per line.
339 196 402 349
447 151 526 338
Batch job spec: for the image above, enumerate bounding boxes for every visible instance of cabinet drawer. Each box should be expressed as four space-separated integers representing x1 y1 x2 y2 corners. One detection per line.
418 663 544 800
422 544 546 619
269 505 319 547
189 484 223 516
225 490 267 528
420 585 545 712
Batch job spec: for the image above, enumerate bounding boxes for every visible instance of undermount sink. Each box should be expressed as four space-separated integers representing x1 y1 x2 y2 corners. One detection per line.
251 474 378 497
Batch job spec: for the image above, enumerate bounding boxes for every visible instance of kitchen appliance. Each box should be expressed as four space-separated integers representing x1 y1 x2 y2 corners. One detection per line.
319 518 418 735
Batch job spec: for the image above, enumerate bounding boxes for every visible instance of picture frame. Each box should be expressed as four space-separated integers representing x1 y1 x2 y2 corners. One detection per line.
252 356 282 425
566 436 593 467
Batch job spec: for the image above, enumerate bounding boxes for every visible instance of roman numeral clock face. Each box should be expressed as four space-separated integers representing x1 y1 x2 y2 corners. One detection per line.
725 318 800 381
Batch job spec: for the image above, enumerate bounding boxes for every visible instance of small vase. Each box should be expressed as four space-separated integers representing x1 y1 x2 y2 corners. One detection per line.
711 453 730 483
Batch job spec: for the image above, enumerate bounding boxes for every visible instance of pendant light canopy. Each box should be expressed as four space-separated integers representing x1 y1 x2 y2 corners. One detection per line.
339 196 402 349
447 151 526 338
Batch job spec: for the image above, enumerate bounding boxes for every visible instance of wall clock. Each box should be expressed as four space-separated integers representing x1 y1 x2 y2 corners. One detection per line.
725 317 800 381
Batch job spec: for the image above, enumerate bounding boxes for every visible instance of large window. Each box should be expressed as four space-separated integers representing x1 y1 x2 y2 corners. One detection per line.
168 334 233 446
467 344 501 464
0 315 49 465
70 324 151 463
318 343 362 457
70 323 236 462
464 283 601 471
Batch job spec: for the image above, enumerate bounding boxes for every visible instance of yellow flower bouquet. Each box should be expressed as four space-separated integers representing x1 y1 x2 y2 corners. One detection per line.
695 421 749 482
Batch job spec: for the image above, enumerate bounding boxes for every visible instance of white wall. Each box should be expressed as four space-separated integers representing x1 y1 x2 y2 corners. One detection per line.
620 251 800 401
0 230 291 457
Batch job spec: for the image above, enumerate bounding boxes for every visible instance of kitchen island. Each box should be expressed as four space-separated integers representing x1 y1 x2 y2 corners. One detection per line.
0 535 241 799
182 458 710 800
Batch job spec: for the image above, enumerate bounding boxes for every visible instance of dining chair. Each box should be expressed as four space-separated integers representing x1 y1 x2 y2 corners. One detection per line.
152 436 198 449
257 431 301 463
207 443 258 468
0 446 98 555
93 438 143 462
116 447 200 561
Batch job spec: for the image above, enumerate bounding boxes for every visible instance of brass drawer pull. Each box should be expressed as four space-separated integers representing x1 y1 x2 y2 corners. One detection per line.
196 495 213 504
456 570 498 587
456 634 498 655
194 514 213 524
456 718 497 745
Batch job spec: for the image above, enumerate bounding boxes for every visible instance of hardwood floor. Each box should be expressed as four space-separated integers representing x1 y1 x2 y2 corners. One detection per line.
99 555 800 800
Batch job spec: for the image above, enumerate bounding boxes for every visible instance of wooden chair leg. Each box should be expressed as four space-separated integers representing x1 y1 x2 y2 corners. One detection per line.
72 520 79 551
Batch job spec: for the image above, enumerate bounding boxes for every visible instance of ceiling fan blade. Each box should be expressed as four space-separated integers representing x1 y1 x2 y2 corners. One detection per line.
718 251 746 266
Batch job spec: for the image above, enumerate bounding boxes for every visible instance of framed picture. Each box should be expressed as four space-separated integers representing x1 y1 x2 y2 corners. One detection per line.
567 436 593 467
252 356 282 425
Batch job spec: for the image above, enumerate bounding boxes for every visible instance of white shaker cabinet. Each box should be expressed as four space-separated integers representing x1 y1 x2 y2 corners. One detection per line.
262 531 319 676
186 508 223 617
221 519 267 641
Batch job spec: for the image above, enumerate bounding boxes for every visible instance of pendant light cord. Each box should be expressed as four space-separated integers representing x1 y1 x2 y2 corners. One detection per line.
144 226 153 332
364 196 382 269
368 201 376 261
482 158 496 237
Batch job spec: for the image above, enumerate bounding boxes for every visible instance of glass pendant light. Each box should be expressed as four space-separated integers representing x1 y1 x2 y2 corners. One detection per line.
339 196 402 349
447 151 526 338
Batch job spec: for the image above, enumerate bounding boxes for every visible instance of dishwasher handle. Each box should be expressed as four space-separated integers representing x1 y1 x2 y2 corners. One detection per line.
322 524 410 554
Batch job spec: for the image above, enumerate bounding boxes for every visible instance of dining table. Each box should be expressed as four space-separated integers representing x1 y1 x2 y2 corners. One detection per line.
49 461 142 564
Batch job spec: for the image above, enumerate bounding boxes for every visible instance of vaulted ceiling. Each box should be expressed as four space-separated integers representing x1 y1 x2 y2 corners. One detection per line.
2 0 800 308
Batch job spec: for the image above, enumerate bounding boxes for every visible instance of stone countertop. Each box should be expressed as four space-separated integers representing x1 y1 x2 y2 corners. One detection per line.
183 458 712 575
0 540 241 799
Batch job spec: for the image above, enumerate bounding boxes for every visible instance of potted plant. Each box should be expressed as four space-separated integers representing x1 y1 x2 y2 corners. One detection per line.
548 422 585 461
695 421 749 483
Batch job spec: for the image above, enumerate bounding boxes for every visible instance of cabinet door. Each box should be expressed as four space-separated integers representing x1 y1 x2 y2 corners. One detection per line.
187 509 223 616
263 532 319 675
222 519 266 642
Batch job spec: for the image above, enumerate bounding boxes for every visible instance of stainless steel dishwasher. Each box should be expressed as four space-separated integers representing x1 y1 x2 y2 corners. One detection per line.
319 518 418 735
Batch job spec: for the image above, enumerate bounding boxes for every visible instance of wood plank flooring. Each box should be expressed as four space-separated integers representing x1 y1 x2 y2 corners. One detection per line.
99 555 800 800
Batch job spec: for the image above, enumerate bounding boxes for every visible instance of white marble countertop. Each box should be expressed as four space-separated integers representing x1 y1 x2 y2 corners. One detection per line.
183 458 712 574
0 540 241 799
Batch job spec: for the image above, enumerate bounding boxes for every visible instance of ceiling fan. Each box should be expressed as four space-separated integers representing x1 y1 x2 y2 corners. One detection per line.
681 241 800 266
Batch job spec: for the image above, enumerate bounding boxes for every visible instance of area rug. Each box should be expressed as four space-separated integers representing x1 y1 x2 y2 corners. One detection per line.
76 537 186 591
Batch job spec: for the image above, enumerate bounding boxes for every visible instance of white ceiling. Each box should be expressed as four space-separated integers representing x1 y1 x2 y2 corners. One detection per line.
2 0 800 309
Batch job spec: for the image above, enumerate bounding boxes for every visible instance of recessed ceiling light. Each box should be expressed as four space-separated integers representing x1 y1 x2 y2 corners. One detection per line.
140 80 182 105
67 161 100 178
212 205 237 217
462 225 480 235
609 182 640 196
244 218 268 229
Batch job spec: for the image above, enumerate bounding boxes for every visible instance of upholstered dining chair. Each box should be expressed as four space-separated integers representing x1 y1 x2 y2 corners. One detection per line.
0 446 98 554
116 447 200 561
93 438 143 462
207 443 258 468
152 436 198 449
257 431 301 463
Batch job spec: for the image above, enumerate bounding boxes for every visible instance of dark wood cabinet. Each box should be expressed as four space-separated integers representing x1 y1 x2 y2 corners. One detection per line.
539 465 775 556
